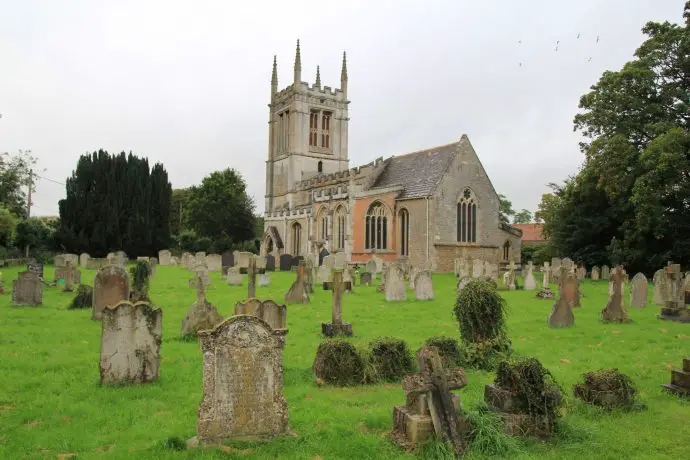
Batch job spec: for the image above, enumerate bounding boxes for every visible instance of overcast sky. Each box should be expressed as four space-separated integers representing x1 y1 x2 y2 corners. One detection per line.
0 0 685 218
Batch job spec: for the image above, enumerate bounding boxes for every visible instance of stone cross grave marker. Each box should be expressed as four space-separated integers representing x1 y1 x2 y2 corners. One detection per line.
392 347 468 453
181 274 223 337
542 261 551 288
192 316 289 445
601 267 631 323
524 261 536 291
100 300 162 385
247 255 257 298
504 260 516 290
548 272 576 328
658 264 690 322
322 269 353 337
93 265 130 320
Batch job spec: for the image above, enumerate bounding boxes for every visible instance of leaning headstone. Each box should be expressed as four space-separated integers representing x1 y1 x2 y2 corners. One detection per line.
385 264 406 301
414 271 434 300
181 277 223 338
79 253 90 269
258 273 270 287
284 262 310 304
205 254 222 272
158 250 172 266
591 266 601 281
360 272 373 286
601 265 611 281
279 254 293 271
265 254 276 271
191 316 289 445
234 299 287 333
630 273 648 308
226 267 243 286
92 265 130 320
391 347 468 453
653 268 666 305
601 267 631 323
100 300 162 384
11 271 43 306
322 270 353 336
524 262 537 290
548 272 576 328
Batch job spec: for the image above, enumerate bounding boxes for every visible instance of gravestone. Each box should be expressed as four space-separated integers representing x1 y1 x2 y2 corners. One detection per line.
181 252 194 269
591 266 601 281
343 267 355 292
181 276 223 337
408 266 419 290
27 262 44 278
653 268 666 305
661 358 690 397
63 264 78 292
234 299 287 333
247 255 257 298
322 270 353 336
391 347 468 453
113 251 128 266
559 266 580 308
385 264 406 301
524 262 537 290
456 276 472 296
365 260 377 276
576 265 586 280
93 265 130 320
542 262 551 288
360 272 372 286
236 252 252 274
63 253 78 266
258 273 270 287
471 259 483 278
170 256 179 266
334 252 347 269
195 252 206 264
319 248 329 266
55 265 82 283
193 316 289 444
601 267 631 323
221 251 234 270
372 255 384 273
11 271 43 306
548 272 576 328
265 254 276 271
279 254 293 271
630 273 648 308
188 265 211 288
80 253 90 269
158 250 172 266
206 254 222 272
414 271 434 301
284 262 310 304
304 257 315 294
601 265 611 280
54 254 66 267
317 265 330 284
226 267 243 286
100 300 162 384
86 258 108 270
658 264 690 322
504 260 517 290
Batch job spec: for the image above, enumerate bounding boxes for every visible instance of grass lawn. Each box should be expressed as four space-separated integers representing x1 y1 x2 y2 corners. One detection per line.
1 265 689 459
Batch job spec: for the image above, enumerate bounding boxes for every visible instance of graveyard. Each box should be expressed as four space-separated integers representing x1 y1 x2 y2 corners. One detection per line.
1 263 689 459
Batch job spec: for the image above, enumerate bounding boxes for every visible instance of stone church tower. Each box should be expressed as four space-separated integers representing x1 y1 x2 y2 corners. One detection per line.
265 40 350 213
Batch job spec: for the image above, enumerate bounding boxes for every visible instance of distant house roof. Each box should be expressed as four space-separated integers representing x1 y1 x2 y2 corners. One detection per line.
512 223 545 242
370 142 457 198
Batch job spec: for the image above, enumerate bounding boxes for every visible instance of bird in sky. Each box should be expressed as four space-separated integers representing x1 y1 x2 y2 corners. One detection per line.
554 45 559 52
577 32 581 39
587 57 592 62
596 35 600 44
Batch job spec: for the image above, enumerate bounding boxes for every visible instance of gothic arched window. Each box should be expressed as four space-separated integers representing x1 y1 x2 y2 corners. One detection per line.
457 188 477 243
291 222 302 256
503 241 511 261
365 202 388 250
317 208 329 242
399 209 409 256
334 205 346 250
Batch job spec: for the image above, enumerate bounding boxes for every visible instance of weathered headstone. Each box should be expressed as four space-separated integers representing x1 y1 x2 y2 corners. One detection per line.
601 265 611 281
360 272 372 286
322 269 353 336
284 262 310 304
195 251 207 264
100 300 161 384
234 299 287 333
226 267 243 286
591 266 601 281
158 250 172 266
601 267 631 323
86 258 108 270
189 264 211 288
181 276 223 337
576 265 586 281
92 265 130 320
258 273 270 287
504 260 517 290
560 266 580 308
192 316 289 444
304 257 315 294
205 254 222 272
279 254 293 271
365 259 377 276
334 252 347 269
471 259 483 278
542 262 551 288
385 264 406 301
55 265 82 283
548 272 576 328
658 264 690 322
11 271 43 306
221 251 234 270
372 255 384 273
317 265 330 284
391 347 468 453
63 264 78 292
27 262 44 278
265 254 276 271
524 262 537 290
653 268 666 305
247 255 257 298
414 271 434 300
54 254 66 267
630 273 648 308
79 253 90 269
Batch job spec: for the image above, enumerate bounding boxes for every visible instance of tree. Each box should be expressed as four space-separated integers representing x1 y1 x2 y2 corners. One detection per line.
498 194 515 225
170 188 191 236
185 168 256 251
15 218 54 254
56 150 172 256
513 209 533 224
0 150 37 218
0 207 17 246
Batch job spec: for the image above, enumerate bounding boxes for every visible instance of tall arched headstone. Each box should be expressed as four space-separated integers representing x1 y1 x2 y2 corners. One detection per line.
93 265 130 320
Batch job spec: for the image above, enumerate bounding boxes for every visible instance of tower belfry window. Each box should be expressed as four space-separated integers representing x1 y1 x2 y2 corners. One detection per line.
309 111 319 147
322 112 331 148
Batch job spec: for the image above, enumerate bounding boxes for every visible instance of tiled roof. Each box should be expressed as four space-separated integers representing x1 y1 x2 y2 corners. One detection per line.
371 142 457 198
512 223 545 241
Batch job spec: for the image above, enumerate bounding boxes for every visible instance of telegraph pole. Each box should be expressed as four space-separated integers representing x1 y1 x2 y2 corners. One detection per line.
25 169 32 257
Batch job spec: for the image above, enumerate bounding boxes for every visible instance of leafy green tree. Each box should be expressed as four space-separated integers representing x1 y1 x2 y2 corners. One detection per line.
15 218 54 254
513 209 533 224
170 188 191 236
0 207 18 246
0 150 37 218
185 168 256 249
498 194 515 225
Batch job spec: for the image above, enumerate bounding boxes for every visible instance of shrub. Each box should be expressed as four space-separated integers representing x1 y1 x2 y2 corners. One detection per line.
424 336 463 368
573 368 639 410
161 436 186 451
312 339 365 386
365 337 415 383
454 279 511 370
68 285 93 309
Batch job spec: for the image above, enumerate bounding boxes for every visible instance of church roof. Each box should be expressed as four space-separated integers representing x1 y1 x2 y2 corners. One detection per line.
371 142 457 198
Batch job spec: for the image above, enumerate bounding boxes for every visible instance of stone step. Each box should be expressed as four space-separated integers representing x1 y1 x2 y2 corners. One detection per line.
683 358 690 373
662 383 690 397
671 369 690 388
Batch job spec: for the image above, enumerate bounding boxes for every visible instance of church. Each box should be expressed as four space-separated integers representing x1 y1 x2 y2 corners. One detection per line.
261 42 522 272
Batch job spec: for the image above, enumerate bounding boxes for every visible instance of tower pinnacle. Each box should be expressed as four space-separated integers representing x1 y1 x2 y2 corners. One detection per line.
293 39 301 87
271 55 278 95
315 65 321 89
340 51 348 96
